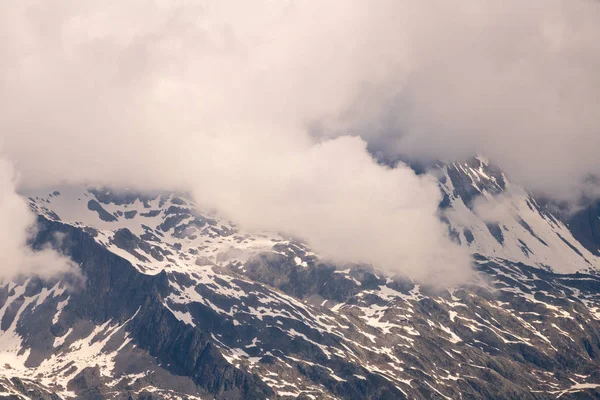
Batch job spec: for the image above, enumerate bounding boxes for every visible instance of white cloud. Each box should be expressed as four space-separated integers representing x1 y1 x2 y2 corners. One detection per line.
1 0 597 282
0 158 77 281
188 136 472 282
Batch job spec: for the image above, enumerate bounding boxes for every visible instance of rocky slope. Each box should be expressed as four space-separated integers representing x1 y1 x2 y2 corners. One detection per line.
2 160 600 399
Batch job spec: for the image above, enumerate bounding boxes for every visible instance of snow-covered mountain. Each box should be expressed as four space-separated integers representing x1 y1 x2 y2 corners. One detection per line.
2 160 600 399
438 157 600 274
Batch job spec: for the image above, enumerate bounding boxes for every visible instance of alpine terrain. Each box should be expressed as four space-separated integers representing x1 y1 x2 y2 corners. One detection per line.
3 158 600 400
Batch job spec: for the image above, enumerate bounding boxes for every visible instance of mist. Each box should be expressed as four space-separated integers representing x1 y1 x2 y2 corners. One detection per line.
0 0 598 282
338 0 600 201
0 159 76 281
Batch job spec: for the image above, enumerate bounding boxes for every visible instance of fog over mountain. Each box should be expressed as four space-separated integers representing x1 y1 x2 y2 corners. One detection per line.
1 0 599 281
4 3 600 399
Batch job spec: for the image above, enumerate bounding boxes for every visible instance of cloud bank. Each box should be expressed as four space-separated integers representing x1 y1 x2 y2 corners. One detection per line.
0 159 76 281
338 1 600 201
0 0 598 282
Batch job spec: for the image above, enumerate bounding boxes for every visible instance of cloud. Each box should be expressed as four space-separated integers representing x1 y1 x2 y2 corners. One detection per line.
1 0 597 282
190 136 472 282
335 0 600 201
0 0 473 283
0 158 77 281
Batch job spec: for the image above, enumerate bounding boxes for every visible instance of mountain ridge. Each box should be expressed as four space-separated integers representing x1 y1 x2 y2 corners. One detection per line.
2 160 600 399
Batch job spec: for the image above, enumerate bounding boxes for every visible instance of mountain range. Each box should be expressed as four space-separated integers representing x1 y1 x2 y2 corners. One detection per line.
2 158 600 399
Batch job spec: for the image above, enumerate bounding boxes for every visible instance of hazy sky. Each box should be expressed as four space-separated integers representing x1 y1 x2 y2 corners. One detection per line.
0 0 598 282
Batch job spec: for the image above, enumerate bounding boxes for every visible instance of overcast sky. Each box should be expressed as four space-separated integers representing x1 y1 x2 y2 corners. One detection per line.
0 0 598 282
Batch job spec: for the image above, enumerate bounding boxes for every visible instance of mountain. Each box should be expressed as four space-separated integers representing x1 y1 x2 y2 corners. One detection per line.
2 160 600 399
438 157 600 274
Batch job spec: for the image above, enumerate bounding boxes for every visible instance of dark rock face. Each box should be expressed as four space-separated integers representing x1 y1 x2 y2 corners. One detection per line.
444 158 506 209
34 218 272 400
486 223 505 245
87 188 158 207
243 253 380 303
0 377 61 400
129 297 273 400
566 201 600 256
87 200 118 222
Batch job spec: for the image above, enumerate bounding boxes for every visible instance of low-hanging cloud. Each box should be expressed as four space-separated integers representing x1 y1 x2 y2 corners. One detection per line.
337 0 600 201
0 0 597 282
0 159 77 281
